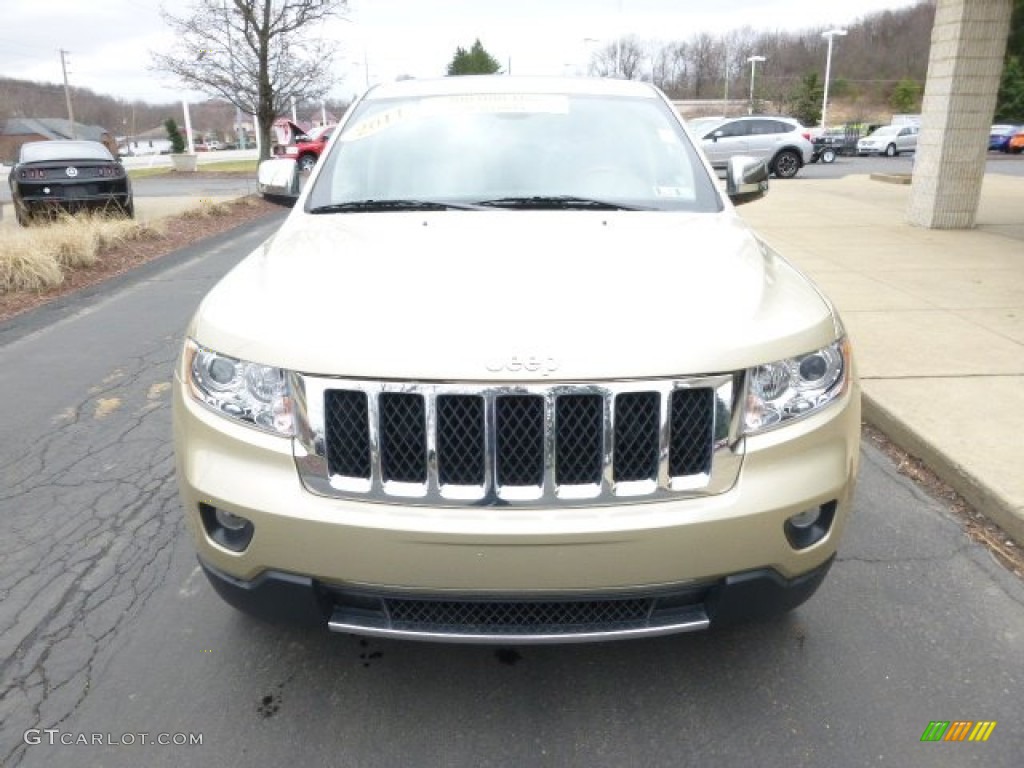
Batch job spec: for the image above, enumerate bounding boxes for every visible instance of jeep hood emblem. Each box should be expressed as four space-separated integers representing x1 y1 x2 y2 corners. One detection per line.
485 355 560 376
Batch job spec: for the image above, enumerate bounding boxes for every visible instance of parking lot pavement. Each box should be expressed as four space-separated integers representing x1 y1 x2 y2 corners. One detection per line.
738 173 1024 547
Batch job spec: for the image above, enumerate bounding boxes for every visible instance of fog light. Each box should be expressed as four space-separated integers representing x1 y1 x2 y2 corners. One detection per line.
787 507 821 530
200 503 255 552
215 508 249 531
784 501 837 550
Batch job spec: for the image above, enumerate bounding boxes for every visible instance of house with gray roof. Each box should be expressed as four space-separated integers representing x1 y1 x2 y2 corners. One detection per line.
0 118 116 161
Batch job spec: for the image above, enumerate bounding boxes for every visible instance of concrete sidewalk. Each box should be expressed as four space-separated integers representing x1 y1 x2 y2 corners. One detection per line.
739 172 1024 546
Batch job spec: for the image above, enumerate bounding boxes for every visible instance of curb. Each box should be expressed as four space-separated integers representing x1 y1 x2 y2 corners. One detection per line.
869 173 913 185
862 392 1024 546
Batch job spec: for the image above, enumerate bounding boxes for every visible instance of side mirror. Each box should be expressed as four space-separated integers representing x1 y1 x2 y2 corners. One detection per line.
257 157 301 206
711 129 724 143
725 156 769 206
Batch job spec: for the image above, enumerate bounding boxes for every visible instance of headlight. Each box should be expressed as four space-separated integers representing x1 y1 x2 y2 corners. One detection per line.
743 338 850 434
183 339 294 436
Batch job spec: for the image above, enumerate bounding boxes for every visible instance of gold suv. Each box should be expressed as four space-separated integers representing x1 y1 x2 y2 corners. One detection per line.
173 76 860 643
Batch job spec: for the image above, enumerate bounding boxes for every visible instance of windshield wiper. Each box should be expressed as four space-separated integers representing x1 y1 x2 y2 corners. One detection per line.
308 199 483 214
474 195 649 211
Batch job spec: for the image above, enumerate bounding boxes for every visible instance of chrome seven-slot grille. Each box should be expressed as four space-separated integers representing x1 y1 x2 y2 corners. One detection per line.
294 377 738 507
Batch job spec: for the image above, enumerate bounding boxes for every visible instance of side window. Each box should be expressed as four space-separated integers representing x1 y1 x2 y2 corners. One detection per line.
716 120 751 138
773 120 796 133
749 120 788 135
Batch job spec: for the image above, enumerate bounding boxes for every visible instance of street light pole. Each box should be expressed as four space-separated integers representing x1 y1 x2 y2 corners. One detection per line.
747 55 766 115
821 29 847 131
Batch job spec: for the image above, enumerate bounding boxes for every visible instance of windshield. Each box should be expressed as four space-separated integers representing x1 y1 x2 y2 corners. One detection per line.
305 124 334 141
870 126 901 137
20 140 113 163
306 92 721 213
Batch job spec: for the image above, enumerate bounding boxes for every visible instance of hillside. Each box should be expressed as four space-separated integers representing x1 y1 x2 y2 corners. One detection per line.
0 2 938 132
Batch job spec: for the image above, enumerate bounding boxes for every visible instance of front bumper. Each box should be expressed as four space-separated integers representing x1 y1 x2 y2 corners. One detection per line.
198 554 835 642
173 371 859 639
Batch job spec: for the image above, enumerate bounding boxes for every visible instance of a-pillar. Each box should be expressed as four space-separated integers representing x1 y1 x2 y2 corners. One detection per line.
908 0 1013 229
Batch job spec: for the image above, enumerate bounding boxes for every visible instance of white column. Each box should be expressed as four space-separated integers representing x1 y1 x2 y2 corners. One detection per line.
908 0 1013 229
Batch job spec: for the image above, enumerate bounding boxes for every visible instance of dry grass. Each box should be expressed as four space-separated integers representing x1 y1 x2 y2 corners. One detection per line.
193 201 233 218
0 212 164 295
0 196 278 323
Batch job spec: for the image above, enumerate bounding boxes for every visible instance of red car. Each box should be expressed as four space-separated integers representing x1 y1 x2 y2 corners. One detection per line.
275 122 335 171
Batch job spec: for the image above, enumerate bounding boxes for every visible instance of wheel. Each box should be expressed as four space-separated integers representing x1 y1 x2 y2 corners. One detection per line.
14 203 30 227
122 198 135 219
821 148 836 164
884 143 897 157
771 150 801 179
298 154 317 172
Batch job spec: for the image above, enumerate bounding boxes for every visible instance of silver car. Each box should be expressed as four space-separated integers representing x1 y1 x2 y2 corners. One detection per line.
691 116 814 179
857 124 919 156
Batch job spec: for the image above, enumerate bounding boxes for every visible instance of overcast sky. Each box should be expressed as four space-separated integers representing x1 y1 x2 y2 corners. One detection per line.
0 0 924 105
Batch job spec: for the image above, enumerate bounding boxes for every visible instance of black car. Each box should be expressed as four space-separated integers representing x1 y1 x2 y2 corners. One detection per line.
9 140 133 226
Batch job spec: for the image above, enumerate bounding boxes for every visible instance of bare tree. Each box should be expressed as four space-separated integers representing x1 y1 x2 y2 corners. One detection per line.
590 37 647 80
689 33 722 99
151 0 347 159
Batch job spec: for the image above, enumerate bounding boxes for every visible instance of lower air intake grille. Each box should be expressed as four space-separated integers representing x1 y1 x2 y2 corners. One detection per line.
325 586 713 641
387 597 653 635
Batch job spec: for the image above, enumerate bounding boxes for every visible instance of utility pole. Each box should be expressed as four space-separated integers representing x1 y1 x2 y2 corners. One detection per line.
723 46 729 115
59 49 76 139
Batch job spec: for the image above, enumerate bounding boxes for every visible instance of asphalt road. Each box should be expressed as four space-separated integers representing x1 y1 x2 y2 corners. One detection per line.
799 151 1024 179
1 213 1022 767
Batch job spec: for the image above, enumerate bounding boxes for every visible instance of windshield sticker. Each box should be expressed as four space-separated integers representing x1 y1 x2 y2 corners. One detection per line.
341 94 569 142
421 93 569 116
341 105 413 142
654 186 691 198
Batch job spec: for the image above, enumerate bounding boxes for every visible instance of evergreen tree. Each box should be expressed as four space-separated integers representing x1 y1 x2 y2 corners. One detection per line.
791 73 823 127
996 56 1024 121
164 118 186 154
889 79 923 113
447 40 502 76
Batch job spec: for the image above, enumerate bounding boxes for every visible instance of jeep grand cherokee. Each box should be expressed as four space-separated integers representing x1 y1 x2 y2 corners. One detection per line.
174 76 860 643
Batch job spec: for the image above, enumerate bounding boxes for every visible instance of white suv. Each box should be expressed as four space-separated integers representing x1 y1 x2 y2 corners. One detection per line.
691 116 815 178
175 77 860 643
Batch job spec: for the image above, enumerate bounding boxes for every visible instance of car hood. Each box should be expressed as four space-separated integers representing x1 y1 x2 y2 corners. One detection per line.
191 210 838 380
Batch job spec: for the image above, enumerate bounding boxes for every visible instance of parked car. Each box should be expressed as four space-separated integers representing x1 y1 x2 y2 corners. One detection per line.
990 124 1021 152
8 140 133 226
1007 131 1024 154
176 76 860 643
689 115 814 178
857 124 919 156
274 122 336 172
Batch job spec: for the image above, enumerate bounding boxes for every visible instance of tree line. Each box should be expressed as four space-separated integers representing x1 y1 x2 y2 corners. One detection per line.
4 0 1023 146
590 2 937 117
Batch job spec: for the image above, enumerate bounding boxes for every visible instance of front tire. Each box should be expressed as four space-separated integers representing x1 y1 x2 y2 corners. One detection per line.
772 149 801 179
298 154 317 173
885 143 897 157
14 203 30 227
